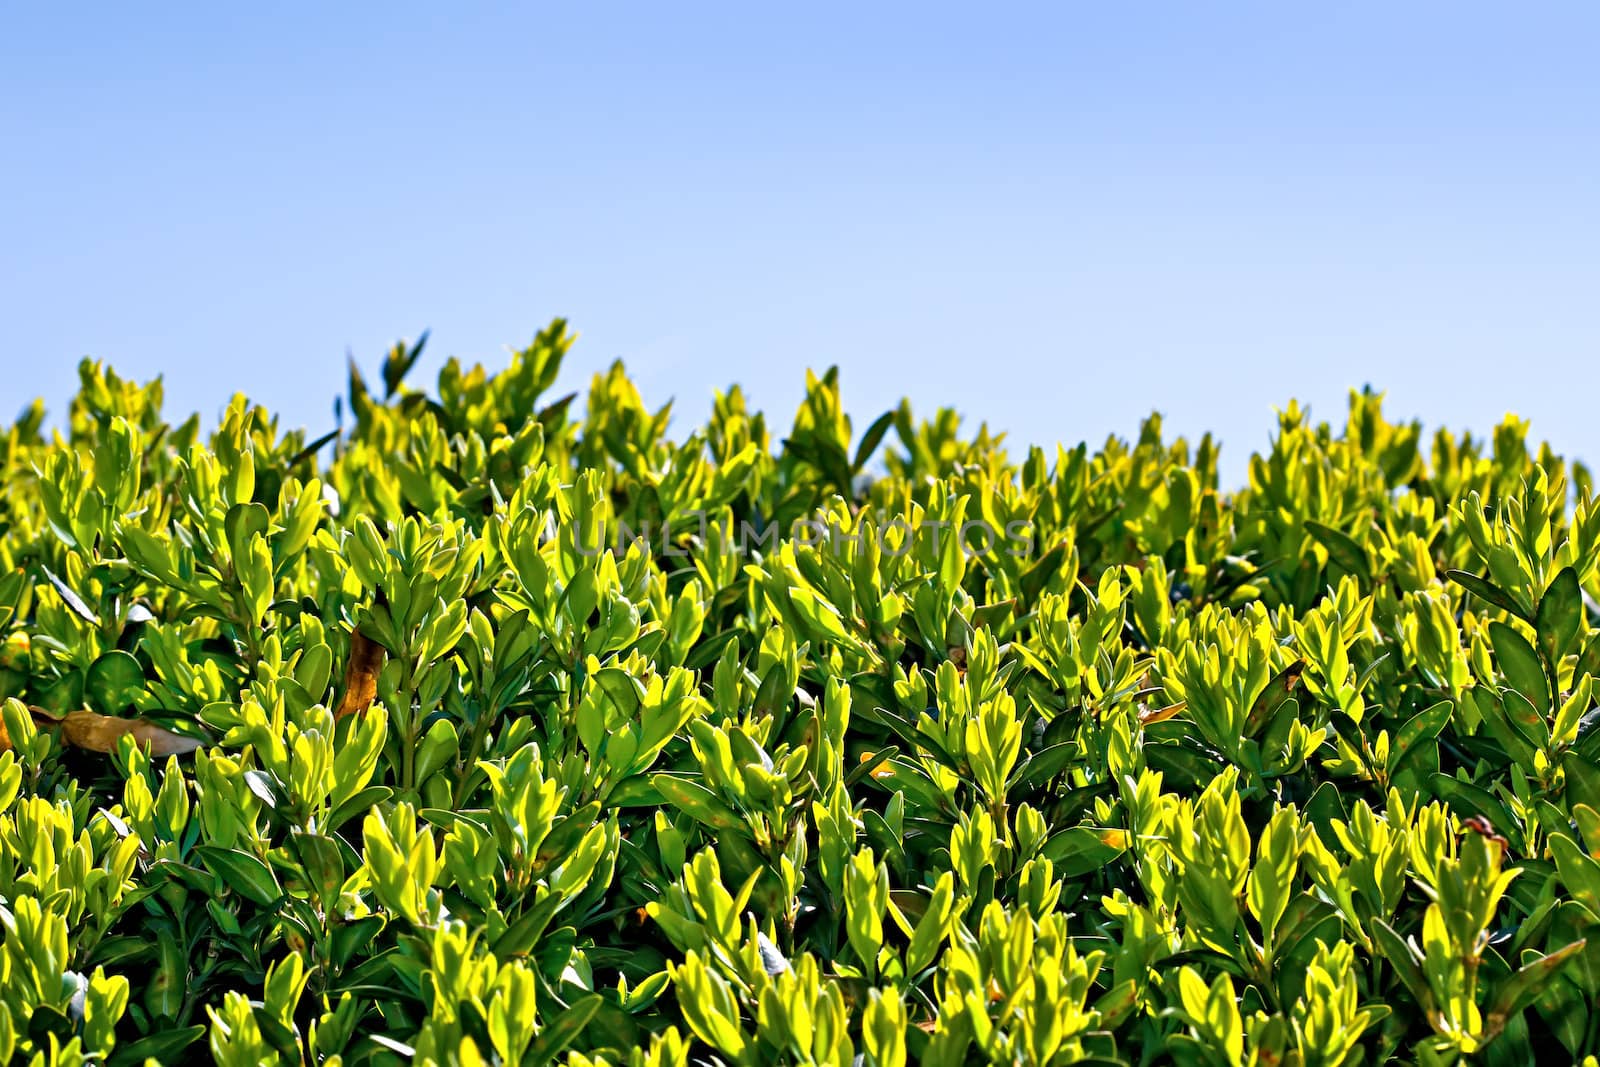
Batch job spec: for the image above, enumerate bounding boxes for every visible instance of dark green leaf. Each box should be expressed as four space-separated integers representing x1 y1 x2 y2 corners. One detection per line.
1304 520 1372 585
1388 699 1453 779
1537 567 1583 667
526 994 604 1064
845 746 900 789
683 628 742 671
1486 939 1587 1032
329 785 393 829
84 649 146 713
1490 621 1552 718
1041 826 1129 878
1447 570 1532 623
195 846 284 906
382 332 429 398
852 410 896 474
1020 541 1069 604
1243 659 1305 737
1372 919 1435 1014
1007 741 1079 796
108 1026 207 1067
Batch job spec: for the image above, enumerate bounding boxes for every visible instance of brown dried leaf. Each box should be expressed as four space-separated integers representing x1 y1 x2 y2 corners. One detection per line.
1138 700 1187 726
60 710 203 757
335 626 385 719
0 705 201 757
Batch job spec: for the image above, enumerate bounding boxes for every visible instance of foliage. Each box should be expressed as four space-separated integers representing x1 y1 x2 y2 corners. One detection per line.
1 325 1599 1065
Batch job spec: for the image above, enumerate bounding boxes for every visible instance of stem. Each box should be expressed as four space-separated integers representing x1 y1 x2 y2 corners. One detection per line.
401 717 416 796
453 708 493 809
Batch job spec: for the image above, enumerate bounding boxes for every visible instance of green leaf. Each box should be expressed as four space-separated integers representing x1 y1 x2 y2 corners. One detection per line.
1388 699 1452 783
1550 832 1600 916
1429 774 1517 841
84 649 147 713
1303 781 1349 845
526 994 604 1064
145 930 187 1020
1490 621 1552 718
845 746 900 789
1501 688 1552 751
1019 541 1069 604
31 669 85 714
252 1004 303 1060
650 774 749 836
492 894 565 958
863 706 961 773
1145 742 1226 788
27 1002 72 1045
331 915 386 970
289 830 345 906
285 428 339 470
1007 741 1079 796
195 845 284 906
1573 804 1600 856
1447 569 1532 623
1094 979 1141 1030
224 501 271 567
1243 660 1305 737
852 410 896 473
1565 754 1600 814
329 785 393 829
1371 919 1435 1015
1486 939 1588 1033
606 775 665 807
1537 567 1583 667
243 769 280 809
1304 520 1372 585
539 803 603 868
381 332 428 398
107 1026 207 1067
683 629 742 671
1041 825 1129 878
1273 895 1343 984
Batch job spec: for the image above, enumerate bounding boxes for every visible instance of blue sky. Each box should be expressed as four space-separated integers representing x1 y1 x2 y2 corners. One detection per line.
4 3 1598 484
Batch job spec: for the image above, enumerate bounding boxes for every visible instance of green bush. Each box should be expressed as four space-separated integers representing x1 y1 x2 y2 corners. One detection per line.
2 323 1599 1066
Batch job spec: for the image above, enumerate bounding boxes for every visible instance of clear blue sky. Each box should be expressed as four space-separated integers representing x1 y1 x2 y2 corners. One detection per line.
4 3 1597 485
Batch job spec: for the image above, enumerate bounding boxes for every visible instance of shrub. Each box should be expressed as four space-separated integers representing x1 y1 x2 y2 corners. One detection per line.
1 323 1599 1066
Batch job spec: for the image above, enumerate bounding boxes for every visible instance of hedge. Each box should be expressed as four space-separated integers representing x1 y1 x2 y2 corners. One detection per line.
2 323 1599 1066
